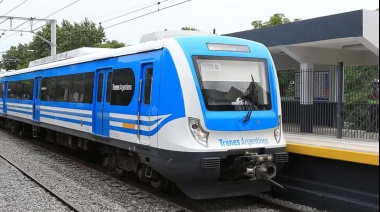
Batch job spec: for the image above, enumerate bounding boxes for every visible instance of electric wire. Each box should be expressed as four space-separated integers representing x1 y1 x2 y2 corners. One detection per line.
104 0 191 29
0 0 80 42
94 0 158 20
101 0 170 24
2 0 28 16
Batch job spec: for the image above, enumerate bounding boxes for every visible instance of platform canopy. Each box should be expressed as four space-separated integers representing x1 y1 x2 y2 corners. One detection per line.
226 10 379 69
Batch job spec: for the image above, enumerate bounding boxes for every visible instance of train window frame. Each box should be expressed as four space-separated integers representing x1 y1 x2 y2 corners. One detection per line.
110 68 135 106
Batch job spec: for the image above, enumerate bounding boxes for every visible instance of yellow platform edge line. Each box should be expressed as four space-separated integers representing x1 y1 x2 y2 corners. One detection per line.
286 143 379 166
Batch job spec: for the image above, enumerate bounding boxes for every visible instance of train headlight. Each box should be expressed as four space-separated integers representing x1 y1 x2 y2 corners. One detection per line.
274 115 282 143
188 117 209 147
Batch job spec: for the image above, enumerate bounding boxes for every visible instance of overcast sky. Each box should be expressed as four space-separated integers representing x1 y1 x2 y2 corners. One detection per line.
0 0 379 54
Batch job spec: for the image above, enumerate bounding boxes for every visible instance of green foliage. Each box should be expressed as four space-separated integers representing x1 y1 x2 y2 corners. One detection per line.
1 44 34 70
1 18 124 70
343 65 379 130
181 27 198 31
94 40 126 48
251 13 301 29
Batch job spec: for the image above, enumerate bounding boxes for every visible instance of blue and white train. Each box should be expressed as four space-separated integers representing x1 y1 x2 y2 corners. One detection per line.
0 31 288 199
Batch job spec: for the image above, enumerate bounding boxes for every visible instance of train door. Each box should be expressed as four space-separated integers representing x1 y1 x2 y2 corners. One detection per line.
137 63 154 145
94 68 112 137
33 77 42 121
2 81 8 114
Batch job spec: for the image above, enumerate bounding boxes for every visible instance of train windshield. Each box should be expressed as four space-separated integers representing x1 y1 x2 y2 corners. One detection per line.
193 56 271 111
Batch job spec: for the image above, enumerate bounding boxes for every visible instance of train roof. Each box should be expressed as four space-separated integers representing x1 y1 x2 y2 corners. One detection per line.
0 39 167 78
0 31 267 78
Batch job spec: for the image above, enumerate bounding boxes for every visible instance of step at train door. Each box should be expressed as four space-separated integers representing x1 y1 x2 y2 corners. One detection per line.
94 68 112 137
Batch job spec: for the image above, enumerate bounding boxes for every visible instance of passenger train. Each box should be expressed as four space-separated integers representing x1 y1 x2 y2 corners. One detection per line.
0 31 288 199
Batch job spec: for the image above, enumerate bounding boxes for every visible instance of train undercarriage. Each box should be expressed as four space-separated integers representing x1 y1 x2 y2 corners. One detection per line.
0 118 169 191
1 117 288 198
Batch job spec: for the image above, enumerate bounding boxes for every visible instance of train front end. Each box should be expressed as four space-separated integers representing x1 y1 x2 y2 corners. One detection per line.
155 35 288 199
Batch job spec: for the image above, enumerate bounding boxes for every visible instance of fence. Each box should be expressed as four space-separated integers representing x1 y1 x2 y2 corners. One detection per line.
278 64 379 140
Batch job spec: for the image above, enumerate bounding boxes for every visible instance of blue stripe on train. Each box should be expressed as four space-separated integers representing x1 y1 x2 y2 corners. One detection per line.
40 114 92 126
40 108 92 118
7 109 33 115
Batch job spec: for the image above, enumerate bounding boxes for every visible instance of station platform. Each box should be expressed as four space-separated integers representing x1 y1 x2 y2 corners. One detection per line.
284 133 379 166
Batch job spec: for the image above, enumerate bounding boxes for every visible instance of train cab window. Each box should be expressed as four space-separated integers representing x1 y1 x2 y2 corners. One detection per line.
144 68 153 104
0 83 3 98
111 68 135 106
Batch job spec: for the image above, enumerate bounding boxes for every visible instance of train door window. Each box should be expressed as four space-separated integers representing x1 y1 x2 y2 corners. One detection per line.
111 68 135 106
144 68 153 104
97 73 104 102
106 72 112 103
0 83 3 98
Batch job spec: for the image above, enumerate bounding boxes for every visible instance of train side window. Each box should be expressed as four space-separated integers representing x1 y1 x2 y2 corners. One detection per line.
97 73 104 102
111 68 135 106
56 75 73 102
41 77 57 101
84 72 94 104
7 80 34 100
22 79 34 100
0 83 3 98
144 68 153 105
7 82 17 99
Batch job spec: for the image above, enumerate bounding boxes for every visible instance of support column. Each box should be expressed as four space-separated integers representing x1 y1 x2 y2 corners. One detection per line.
300 63 314 133
50 20 57 56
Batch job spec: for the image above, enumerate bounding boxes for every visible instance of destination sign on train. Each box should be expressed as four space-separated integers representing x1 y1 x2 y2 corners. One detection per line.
207 43 250 52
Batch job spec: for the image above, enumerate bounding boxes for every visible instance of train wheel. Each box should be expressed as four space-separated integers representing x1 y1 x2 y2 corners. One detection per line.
114 167 126 177
150 176 167 192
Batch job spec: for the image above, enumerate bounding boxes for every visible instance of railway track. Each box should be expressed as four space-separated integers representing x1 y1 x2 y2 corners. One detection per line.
0 153 80 212
1 129 313 212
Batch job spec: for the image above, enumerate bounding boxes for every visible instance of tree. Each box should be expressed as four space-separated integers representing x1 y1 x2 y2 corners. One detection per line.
30 18 106 59
95 40 126 48
181 27 198 31
1 44 34 70
251 13 301 29
1 18 124 70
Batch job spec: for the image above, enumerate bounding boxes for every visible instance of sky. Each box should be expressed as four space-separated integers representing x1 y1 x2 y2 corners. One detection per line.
0 0 379 55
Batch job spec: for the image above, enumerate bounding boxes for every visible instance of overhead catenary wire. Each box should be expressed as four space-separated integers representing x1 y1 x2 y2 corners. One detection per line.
94 0 159 21
101 0 170 24
2 0 29 16
104 0 191 29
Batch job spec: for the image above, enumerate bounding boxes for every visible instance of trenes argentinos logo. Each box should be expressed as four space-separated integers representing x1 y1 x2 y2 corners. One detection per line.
219 137 269 147
112 84 132 91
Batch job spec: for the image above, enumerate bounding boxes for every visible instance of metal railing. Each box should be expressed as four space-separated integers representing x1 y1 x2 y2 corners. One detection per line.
278 64 379 140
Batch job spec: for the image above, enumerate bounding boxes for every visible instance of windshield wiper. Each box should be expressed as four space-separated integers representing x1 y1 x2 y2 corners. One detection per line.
243 75 258 122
